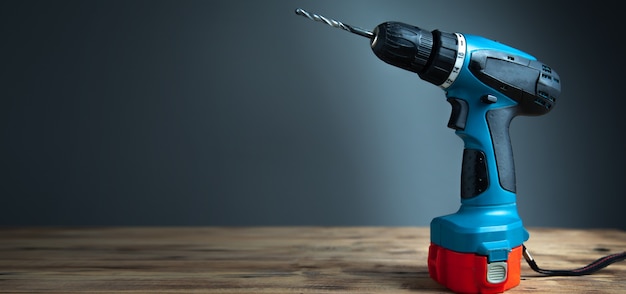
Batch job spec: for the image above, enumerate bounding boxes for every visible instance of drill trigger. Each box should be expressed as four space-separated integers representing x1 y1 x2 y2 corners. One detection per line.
446 97 469 130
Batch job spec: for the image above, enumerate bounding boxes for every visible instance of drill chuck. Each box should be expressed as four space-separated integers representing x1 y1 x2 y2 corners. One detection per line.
371 22 459 86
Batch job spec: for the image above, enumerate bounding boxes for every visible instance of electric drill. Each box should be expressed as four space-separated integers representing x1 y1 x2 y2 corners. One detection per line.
295 9 561 293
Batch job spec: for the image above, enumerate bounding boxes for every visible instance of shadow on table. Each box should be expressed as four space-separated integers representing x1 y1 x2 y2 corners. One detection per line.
294 261 447 292
342 265 445 291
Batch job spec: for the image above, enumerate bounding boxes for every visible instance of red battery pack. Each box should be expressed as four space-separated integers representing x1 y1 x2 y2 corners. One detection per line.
428 243 523 294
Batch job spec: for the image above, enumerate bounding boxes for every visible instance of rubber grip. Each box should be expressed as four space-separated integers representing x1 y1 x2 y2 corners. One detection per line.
486 106 517 193
461 149 489 199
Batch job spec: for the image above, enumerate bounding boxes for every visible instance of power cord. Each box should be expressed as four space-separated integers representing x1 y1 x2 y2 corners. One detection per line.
522 245 626 276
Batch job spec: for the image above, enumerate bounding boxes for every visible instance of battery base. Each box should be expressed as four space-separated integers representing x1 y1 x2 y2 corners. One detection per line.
428 243 523 293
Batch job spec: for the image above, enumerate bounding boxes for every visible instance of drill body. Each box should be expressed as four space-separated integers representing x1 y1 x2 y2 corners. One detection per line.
427 34 537 293
371 24 560 293
294 10 561 293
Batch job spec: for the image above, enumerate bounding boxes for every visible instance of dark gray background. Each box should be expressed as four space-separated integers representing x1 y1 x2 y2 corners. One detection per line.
1 0 624 230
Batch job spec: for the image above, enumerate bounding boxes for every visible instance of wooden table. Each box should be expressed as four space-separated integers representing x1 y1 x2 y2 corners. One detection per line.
0 227 624 293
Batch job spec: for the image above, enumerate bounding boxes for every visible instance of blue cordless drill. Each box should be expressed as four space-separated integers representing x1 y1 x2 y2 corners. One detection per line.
295 9 561 293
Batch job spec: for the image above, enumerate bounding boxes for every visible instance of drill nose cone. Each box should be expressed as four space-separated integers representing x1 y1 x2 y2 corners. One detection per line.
370 26 380 48
370 22 434 75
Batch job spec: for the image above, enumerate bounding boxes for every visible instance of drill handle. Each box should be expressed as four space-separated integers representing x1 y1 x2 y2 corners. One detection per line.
448 96 518 205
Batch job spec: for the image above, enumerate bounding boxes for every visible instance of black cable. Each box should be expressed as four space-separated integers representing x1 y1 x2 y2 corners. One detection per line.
522 245 626 276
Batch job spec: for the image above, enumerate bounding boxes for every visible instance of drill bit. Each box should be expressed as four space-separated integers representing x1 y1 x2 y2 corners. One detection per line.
295 8 374 39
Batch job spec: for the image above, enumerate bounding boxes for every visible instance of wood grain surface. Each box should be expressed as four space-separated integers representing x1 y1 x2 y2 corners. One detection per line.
0 227 624 293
